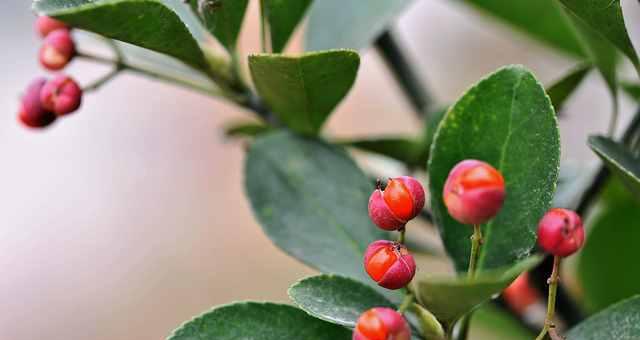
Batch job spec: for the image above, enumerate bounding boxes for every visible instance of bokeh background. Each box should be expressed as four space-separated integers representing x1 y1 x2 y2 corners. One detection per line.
1 1 639 339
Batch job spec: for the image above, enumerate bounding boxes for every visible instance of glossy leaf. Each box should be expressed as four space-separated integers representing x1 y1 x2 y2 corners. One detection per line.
249 50 359 135
547 63 591 113
188 0 249 51
305 0 413 51
428 66 560 272
578 180 640 313
262 0 312 53
462 0 585 58
245 132 391 296
224 121 271 138
589 136 640 200
288 275 395 327
33 0 209 70
558 0 640 75
416 256 542 324
566 296 640 340
168 302 351 340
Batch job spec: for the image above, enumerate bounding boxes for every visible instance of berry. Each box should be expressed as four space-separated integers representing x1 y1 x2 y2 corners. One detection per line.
40 75 82 116
368 176 425 230
443 159 505 225
35 16 68 37
502 273 541 314
537 208 584 257
364 240 416 290
39 28 75 71
18 78 56 128
353 307 411 340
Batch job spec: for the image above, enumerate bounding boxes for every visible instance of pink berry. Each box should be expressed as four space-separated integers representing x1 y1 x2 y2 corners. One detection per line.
35 16 68 37
40 75 82 116
443 159 505 225
537 208 584 257
368 176 425 230
353 307 411 340
39 28 75 71
18 78 56 128
364 240 416 290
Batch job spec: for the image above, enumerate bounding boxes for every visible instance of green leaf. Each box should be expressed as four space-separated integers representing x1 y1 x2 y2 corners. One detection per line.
262 0 312 53
249 50 360 135
547 63 591 113
470 304 534 340
589 136 640 201
168 302 351 340
288 274 395 328
224 121 272 138
461 0 585 58
341 137 422 167
33 0 209 71
566 295 640 340
305 0 413 51
578 179 640 313
428 65 560 272
188 0 249 51
558 0 640 75
416 256 542 324
245 131 391 296
621 81 640 102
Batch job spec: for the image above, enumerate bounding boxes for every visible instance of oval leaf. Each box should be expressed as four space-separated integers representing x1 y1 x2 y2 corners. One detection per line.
288 274 395 327
547 63 591 113
262 0 312 53
566 296 640 340
305 0 413 51
168 302 351 340
589 136 640 201
245 132 390 294
428 66 560 272
33 0 208 70
249 50 360 135
188 0 249 51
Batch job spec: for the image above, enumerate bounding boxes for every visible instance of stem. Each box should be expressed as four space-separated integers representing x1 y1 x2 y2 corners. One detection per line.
374 30 433 118
607 95 619 137
397 227 406 244
467 224 482 278
398 290 414 314
259 0 271 53
83 67 122 92
535 256 561 340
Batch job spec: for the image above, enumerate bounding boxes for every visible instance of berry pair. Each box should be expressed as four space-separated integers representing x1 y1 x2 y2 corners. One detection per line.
18 76 82 128
37 16 76 71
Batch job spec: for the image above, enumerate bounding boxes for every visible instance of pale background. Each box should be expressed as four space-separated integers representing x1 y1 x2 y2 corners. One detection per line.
1 1 639 339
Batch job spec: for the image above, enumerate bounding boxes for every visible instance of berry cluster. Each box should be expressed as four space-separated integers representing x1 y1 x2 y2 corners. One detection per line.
18 16 82 129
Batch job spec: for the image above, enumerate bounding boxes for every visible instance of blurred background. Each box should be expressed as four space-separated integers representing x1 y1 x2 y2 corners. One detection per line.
1 1 639 339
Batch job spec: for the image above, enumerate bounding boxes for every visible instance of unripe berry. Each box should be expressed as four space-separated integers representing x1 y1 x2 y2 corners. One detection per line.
537 208 584 257
443 159 505 225
353 307 411 340
40 75 82 116
364 240 416 290
39 29 75 71
17 78 56 128
368 176 425 230
36 16 68 37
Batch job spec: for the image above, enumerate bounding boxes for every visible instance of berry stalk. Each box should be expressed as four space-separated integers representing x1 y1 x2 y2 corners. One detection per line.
535 255 560 340
467 224 482 278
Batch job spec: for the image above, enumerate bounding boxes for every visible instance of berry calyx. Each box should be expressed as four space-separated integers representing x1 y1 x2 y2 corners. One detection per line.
368 176 425 230
36 16 68 37
39 28 75 71
364 240 416 290
40 75 83 116
353 307 411 340
443 159 505 225
537 208 584 257
18 78 56 128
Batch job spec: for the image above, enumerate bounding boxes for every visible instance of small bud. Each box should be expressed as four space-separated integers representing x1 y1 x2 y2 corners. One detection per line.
35 16 68 37
443 159 505 225
18 78 56 128
40 75 82 116
39 29 75 71
537 208 584 257
364 240 416 290
368 176 425 230
353 307 411 340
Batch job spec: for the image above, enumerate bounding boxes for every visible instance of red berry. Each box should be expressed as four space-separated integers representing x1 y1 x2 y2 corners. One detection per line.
443 159 505 225
39 28 75 71
18 78 56 128
537 208 584 257
364 240 416 290
353 307 411 340
36 16 68 37
368 176 425 230
502 273 542 314
40 75 82 116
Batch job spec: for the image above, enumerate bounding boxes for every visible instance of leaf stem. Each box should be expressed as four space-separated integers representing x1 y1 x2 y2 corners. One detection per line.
535 255 561 340
467 224 483 278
